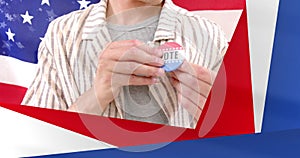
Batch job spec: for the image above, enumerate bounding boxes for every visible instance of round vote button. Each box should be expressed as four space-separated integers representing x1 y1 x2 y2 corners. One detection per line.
158 42 185 72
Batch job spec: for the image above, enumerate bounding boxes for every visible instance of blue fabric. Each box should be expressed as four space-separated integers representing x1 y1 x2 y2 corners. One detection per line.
33 129 300 158
262 0 300 132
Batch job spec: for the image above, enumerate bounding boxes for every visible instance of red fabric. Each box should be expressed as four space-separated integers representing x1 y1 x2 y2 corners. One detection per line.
0 83 27 105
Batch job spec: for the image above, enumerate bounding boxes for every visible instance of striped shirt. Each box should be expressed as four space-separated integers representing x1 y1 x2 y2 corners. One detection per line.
22 0 228 128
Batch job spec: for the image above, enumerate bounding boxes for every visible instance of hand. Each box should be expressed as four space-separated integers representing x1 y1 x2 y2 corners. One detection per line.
169 61 213 119
94 40 165 112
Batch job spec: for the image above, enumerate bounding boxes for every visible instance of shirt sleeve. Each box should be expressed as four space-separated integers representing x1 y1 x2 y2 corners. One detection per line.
194 15 229 81
207 18 229 72
181 14 229 128
21 22 68 110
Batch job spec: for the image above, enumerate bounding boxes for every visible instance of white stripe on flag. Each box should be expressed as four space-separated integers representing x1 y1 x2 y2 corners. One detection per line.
0 56 37 88
193 10 243 41
247 0 280 133
0 107 115 157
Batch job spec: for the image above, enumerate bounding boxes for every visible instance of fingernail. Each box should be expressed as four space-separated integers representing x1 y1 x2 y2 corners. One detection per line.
157 68 165 76
152 77 160 83
133 40 142 45
155 49 163 57
155 57 164 65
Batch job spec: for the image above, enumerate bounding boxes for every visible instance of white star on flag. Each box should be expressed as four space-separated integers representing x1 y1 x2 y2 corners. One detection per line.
77 0 91 10
41 0 50 6
6 28 15 42
20 11 34 25
0 21 7 28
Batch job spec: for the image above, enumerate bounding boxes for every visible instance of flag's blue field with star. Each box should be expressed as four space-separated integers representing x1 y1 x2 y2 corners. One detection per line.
0 0 99 63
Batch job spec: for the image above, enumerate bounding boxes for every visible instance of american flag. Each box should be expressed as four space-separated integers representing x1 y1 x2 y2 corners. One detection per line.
0 0 99 63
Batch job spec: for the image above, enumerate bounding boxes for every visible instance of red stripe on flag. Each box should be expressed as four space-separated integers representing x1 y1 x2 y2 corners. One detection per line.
0 83 27 105
199 8 255 137
173 0 245 10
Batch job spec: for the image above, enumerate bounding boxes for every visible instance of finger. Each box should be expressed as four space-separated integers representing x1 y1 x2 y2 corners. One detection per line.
109 73 159 100
169 71 212 98
108 40 142 49
136 44 164 57
177 61 212 84
177 91 202 120
118 47 164 67
170 77 207 106
111 73 160 86
100 44 137 61
103 43 164 67
111 61 165 77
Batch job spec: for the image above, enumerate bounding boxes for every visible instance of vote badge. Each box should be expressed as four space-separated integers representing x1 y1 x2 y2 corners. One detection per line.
158 42 185 72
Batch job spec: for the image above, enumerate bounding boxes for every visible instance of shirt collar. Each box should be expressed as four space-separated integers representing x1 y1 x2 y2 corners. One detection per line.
81 0 108 40
81 0 178 42
152 0 177 42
